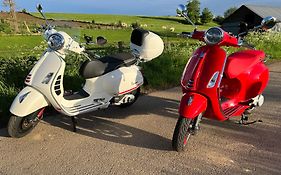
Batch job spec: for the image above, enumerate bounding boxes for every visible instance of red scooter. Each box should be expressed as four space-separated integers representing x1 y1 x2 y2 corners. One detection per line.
172 4 277 152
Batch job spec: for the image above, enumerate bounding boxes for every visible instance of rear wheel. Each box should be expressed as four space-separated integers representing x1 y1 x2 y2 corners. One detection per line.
8 109 44 138
172 117 195 152
119 88 141 108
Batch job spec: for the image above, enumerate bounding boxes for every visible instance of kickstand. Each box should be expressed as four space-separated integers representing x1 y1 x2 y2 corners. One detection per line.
71 116 77 132
239 114 263 125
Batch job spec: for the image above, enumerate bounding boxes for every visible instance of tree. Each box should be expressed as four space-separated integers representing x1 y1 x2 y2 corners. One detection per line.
186 0 201 24
3 0 19 33
22 8 28 13
200 8 213 24
213 15 224 24
224 7 237 18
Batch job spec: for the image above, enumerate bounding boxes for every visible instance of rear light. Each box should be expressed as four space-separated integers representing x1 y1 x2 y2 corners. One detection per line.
25 74 32 84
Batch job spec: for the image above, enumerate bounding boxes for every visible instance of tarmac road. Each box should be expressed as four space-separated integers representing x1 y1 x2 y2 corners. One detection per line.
0 62 280 175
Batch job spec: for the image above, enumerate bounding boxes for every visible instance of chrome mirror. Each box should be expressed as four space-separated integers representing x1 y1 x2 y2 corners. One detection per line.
96 36 107 46
176 4 197 29
261 16 277 30
36 4 48 24
36 4 43 13
177 4 187 16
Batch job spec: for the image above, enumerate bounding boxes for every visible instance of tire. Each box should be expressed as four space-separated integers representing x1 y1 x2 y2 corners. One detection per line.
119 88 141 108
172 117 194 152
8 109 43 138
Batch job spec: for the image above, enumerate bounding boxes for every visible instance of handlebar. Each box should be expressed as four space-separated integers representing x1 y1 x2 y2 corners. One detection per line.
179 29 241 48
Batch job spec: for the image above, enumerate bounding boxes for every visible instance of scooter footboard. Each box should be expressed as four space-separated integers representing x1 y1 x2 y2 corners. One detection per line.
179 92 207 119
10 87 49 117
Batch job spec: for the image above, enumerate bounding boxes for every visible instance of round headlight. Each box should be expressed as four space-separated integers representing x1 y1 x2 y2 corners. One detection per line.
204 27 224 45
48 33 65 51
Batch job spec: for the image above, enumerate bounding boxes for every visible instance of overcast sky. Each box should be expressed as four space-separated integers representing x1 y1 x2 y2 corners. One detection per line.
3 0 281 16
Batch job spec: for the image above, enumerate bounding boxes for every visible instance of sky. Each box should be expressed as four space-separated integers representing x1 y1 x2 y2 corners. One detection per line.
2 0 281 16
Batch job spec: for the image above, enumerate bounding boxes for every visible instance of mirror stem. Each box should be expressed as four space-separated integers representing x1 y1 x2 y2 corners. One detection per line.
40 11 50 27
182 13 197 29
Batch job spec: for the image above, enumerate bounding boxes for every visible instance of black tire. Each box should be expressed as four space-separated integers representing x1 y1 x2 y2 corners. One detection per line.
172 117 194 152
8 109 42 138
119 88 141 108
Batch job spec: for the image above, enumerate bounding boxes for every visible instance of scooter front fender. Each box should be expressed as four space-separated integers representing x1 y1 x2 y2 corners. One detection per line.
10 87 49 117
179 92 207 119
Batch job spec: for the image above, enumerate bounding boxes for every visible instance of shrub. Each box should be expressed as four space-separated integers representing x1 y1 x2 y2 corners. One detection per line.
131 22 140 29
0 20 12 33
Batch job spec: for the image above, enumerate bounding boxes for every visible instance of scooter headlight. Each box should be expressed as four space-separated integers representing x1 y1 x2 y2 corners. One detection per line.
48 33 65 51
204 27 224 45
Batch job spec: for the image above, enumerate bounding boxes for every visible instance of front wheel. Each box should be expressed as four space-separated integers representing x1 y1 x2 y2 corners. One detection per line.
172 117 195 152
8 109 44 138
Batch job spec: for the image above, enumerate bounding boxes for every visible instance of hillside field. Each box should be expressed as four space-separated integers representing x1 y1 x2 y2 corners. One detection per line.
1 13 214 57
31 13 215 32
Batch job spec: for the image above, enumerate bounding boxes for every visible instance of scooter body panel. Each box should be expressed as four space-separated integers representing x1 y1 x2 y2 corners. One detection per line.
10 86 49 117
181 45 268 121
23 50 144 116
179 92 207 119
222 50 269 100
182 45 227 120
58 66 143 116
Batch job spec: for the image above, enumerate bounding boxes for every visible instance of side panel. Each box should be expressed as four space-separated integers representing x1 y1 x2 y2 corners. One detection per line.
58 66 143 116
179 92 207 119
240 62 269 100
83 66 143 96
10 87 49 117
115 66 143 95
221 62 269 102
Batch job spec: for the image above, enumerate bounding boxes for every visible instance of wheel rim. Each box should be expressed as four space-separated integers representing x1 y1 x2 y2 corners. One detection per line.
21 118 32 130
21 116 36 131
183 133 191 146
20 110 43 131
183 120 195 146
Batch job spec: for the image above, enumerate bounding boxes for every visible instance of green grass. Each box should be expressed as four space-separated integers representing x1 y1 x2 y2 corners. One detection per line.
60 28 133 44
1 13 215 57
0 35 44 57
32 13 214 33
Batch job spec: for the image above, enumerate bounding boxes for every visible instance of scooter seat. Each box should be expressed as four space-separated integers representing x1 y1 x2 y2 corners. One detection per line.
79 53 137 79
225 50 265 79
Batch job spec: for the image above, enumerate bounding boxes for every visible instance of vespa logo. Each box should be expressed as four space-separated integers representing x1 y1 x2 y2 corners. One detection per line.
42 72 54 84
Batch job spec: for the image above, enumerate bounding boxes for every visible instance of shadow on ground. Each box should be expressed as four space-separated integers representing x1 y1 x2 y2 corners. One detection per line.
44 94 179 151
0 94 179 151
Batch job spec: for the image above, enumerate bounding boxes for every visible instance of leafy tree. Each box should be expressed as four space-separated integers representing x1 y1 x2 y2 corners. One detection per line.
224 7 237 18
213 15 224 24
200 8 213 24
186 0 201 24
22 8 28 13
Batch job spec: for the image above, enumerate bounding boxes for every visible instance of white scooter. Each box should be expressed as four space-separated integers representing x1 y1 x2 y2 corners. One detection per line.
8 4 164 138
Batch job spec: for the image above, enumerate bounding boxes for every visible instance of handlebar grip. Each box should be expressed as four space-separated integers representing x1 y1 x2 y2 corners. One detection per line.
182 32 191 34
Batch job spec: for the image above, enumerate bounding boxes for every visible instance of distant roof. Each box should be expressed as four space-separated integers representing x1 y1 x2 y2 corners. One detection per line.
244 4 281 20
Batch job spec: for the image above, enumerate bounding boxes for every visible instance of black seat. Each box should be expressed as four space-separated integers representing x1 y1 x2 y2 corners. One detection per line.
79 53 137 79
